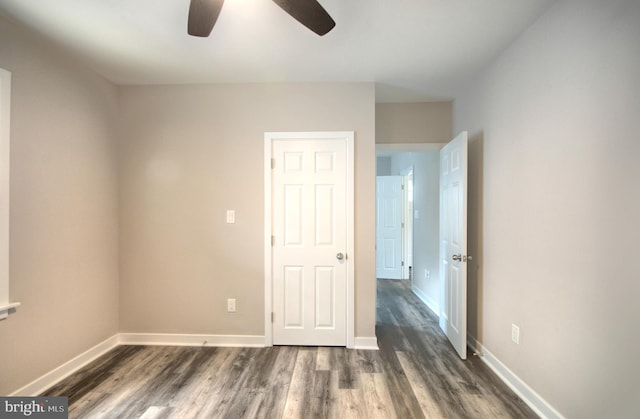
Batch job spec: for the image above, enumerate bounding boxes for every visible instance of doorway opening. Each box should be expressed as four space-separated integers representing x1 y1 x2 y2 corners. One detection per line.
374 168 413 282
375 144 444 317
375 135 469 360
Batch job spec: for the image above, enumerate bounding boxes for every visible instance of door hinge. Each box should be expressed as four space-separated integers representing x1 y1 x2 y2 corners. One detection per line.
271 236 275 246
401 222 405 228
271 158 275 169
401 184 405 190
271 312 275 323
401 261 405 267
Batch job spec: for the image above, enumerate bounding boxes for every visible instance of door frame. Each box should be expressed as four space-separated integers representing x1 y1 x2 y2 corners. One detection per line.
264 131 355 348
0 68 11 318
375 143 444 309
399 166 414 281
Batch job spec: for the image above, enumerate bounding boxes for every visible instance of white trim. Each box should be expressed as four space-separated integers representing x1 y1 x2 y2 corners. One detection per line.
376 143 445 155
0 68 15 318
264 135 273 346
0 302 20 311
118 333 266 348
412 285 439 317
399 165 414 281
264 131 355 348
9 335 119 396
345 134 355 348
354 337 379 350
0 302 20 320
8 333 267 396
468 335 565 419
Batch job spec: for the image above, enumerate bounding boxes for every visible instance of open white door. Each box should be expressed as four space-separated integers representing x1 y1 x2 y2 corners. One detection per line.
376 176 403 280
439 131 468 359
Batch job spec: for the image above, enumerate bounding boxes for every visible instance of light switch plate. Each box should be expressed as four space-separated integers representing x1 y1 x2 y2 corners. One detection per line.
512 324 520 344
226 210 235 224
227 298 236 313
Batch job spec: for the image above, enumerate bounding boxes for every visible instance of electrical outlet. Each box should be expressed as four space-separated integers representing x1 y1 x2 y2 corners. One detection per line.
511 324 520 344
227 298 236 313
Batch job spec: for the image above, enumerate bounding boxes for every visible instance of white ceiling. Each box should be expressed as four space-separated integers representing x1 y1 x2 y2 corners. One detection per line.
0 0 555 102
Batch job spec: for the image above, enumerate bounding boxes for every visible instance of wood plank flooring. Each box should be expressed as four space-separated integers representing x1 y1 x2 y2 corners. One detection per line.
42 279 537 418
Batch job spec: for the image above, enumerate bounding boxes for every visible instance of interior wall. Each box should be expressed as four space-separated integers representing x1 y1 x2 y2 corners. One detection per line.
118 83 377 340
376 156 391 176
388 152 440 313
0 16 120 395
376 102 452 144
454 1 640 417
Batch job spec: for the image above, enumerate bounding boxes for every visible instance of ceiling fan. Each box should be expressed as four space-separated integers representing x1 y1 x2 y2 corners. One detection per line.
188 0 336 37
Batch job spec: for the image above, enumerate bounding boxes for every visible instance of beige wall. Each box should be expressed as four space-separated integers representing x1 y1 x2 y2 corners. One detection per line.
376 102 452 144
454 1 640 417
118 83 377 339
0 17 120 394
0 15 376 393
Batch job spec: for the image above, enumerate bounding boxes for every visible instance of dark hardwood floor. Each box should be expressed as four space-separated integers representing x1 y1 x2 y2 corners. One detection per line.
42 279 537 418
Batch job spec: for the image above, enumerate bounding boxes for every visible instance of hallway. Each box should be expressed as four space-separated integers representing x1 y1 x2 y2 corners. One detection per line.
376 279 536 417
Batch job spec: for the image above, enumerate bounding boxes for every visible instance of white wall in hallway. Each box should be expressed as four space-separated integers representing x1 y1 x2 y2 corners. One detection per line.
388 152 440 313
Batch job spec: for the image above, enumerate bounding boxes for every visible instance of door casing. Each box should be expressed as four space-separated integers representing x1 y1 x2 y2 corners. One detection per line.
264 131 355 348
400 166 414 281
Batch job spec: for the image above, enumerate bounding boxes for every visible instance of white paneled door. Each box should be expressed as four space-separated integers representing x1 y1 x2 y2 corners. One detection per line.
376 176 403 280
439 131 469 359
268 132 353 346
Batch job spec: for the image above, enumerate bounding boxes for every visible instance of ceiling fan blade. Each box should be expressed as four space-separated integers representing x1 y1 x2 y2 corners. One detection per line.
272 0 336 36
188 0 225 37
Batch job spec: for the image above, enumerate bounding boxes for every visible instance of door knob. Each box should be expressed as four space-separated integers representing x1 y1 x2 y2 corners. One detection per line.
452 254 462 261
336 253 344 261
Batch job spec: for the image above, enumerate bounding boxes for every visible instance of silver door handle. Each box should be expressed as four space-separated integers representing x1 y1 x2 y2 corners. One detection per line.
452 254 462 261
336 253 344 261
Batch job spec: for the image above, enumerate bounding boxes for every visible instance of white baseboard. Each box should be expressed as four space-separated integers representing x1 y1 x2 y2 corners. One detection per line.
353 337 379 350
411 285 439 316
468 335 565 419
11 332 379 397
10 334 119 397
118 333 266 348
